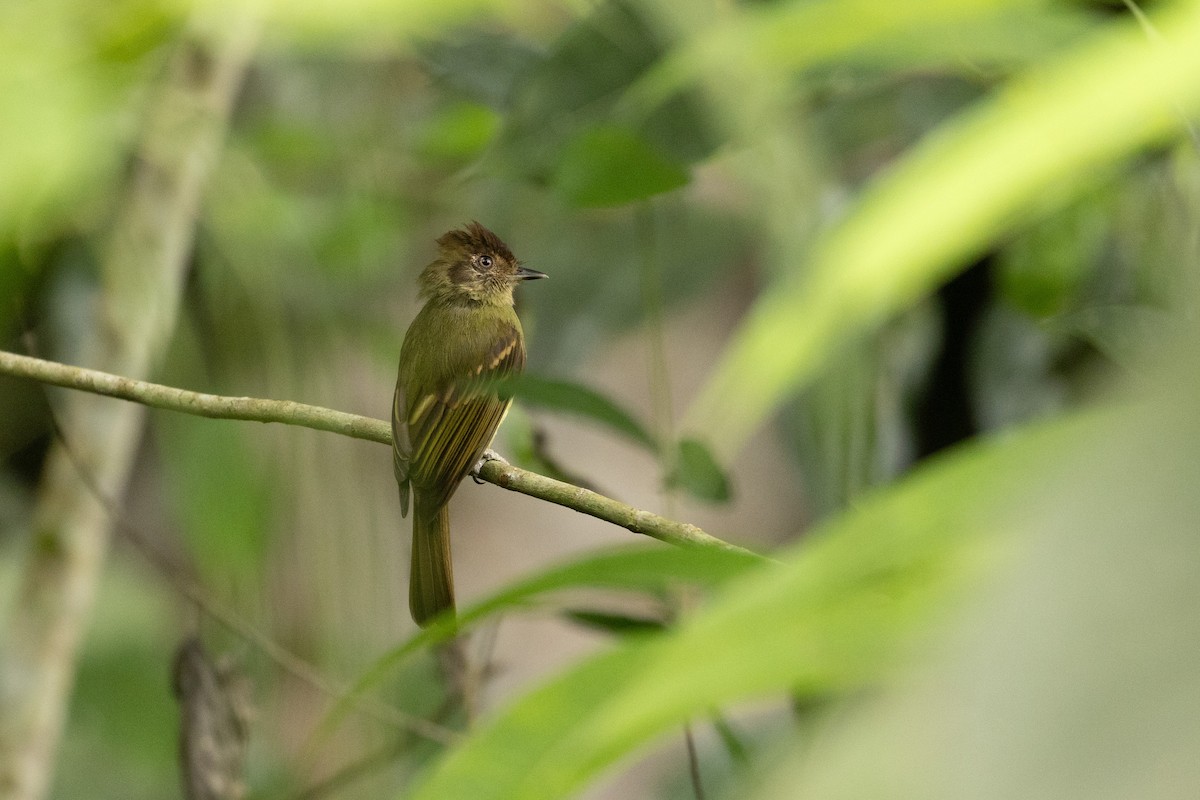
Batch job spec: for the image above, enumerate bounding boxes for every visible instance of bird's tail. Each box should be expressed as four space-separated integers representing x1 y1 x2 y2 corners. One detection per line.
410 492 455 627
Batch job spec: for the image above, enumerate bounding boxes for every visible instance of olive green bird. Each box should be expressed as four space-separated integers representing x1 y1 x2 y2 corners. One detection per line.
393 223 546 627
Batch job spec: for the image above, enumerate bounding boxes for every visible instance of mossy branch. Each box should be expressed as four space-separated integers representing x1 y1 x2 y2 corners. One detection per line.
0 350 754 557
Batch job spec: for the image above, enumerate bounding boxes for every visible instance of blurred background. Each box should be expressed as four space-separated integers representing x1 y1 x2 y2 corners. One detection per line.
1 0 1198 798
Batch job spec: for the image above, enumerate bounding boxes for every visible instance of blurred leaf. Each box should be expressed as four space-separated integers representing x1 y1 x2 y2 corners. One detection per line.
1056 304 1182 369
502 406 610 491
712 715 750 767
517 0 659 117
630 0 1090 113
563 609 666 637
737 371 1200 800
497 0 718 182
407 396 1120 800
313 545 761 747
553 126 689 207
501 373 657 450
809 74 985 186
415 101 500 162
0 0 160 242
997 188 1115 317
687 3 1200 455
667 438 732 503
517 202 749 372
418 30 543 110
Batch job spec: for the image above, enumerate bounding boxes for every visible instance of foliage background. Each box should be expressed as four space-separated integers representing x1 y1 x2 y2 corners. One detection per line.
1 0 1199 798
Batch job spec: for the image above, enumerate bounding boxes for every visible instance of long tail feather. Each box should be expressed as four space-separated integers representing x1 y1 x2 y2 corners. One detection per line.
410 493 454 627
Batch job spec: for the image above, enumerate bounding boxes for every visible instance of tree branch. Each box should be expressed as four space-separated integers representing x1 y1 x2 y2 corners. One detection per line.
0 350 389 443
0 350 754 557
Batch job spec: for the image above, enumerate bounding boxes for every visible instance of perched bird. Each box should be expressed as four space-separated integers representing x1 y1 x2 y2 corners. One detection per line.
392 223 546 626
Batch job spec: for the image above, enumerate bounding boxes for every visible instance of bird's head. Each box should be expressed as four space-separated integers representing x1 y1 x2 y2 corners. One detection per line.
419 222 546 305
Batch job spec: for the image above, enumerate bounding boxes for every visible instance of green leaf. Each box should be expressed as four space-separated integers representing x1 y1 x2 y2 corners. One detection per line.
553 126 689 208
996 189 1114 318
718 373 1200 800
417 32 543 110
500 373 657 451
310 545 760 749
667 438 732 503
562 609 667 637
685 3 1200 455
415 101 500 162
496 0 718 179
406 402 1129 800
712 715 750 767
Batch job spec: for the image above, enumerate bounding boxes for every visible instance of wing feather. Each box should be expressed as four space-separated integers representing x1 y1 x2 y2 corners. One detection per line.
392 309 525 513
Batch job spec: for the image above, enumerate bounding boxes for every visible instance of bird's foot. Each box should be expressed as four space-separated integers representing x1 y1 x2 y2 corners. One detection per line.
470 449 506 484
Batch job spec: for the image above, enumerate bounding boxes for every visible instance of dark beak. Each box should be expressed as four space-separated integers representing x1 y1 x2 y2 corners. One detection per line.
515 265 548 281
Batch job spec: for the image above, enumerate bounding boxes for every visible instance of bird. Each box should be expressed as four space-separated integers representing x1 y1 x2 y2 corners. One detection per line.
392 222 546 626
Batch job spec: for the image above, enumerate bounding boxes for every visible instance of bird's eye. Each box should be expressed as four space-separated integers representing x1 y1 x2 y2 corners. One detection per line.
478 255 493 268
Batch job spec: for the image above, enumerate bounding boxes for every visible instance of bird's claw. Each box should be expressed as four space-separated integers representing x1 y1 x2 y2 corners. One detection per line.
470 449 505 484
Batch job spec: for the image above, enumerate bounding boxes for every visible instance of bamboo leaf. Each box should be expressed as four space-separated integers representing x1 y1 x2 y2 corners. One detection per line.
685 3 1200 455
406 398 1124 800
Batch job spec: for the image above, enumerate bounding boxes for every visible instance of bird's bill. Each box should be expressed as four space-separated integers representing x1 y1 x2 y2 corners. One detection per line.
515 266 548 281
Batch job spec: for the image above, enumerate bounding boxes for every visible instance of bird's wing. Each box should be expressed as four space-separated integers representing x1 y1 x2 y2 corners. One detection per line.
393 316 525 512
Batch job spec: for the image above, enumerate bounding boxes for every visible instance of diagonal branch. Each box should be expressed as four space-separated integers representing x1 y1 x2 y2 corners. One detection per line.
0 349 754 557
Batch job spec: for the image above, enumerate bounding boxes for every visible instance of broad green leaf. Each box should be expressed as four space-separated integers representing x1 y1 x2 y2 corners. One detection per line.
685 2 1200 455
553 126 689 207
501 373 657 451
500 404 596 486
667 438 732 503
407 397 1124 800
562 609 667 637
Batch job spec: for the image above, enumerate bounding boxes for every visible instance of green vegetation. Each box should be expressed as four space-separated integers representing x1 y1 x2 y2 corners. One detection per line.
2 0 1199 798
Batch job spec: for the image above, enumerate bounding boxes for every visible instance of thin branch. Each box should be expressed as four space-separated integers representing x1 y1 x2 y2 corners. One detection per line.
0 350 756 557
0 349 389 444
476 454 749 554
